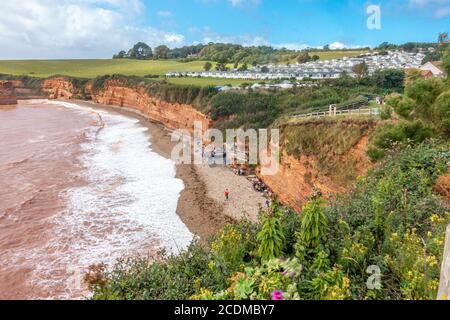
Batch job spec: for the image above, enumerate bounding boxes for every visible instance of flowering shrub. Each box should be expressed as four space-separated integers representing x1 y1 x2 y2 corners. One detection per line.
192 258 302 300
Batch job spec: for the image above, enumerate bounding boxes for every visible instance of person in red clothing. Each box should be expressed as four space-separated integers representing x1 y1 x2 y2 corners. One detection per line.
224 189 230 200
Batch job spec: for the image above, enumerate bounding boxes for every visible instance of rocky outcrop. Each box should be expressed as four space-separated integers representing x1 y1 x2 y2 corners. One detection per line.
0 81 18 105
90 80 211 133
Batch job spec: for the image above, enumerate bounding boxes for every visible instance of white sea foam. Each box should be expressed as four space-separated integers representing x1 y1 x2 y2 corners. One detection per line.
19 100 193 299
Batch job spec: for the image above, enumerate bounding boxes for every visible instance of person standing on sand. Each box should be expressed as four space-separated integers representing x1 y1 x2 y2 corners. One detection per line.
224 189 230 201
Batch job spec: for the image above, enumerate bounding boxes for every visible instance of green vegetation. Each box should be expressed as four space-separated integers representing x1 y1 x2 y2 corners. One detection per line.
257 207 286 262
368 76 450 161
87 141 450 300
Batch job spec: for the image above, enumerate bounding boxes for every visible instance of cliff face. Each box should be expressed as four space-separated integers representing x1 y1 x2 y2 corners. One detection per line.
259 120 374 211
90 80 211 133
42 77 78 99
0 81 18 105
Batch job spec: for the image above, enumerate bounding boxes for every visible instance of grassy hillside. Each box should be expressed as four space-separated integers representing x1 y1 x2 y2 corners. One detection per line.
0 59 258 86
0 59 208 79
282 50 368 63
311 50 368 60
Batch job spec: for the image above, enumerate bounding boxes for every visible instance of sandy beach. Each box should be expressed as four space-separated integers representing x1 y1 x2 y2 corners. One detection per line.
72 100 266 240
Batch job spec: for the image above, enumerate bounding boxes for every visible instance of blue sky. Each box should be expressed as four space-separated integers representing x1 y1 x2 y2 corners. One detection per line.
144 0 450 48
0 0 449 59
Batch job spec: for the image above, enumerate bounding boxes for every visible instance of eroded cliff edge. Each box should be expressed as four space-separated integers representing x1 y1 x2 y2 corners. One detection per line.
89 79 211 134
259 118 376 211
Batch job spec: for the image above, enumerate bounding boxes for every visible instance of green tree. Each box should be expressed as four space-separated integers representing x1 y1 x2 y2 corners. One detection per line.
261 66 269 73
433 90 450 135
203 62 213 71
438 32 448 44
127 42 153 60
215 62 228 71
238 63 248 71
297 52 312 64
352 62 369 78
372 69 405 89
154 45 170 59
405 78 447 120
442 51 450 75
113 50 127 59
257 204 286 261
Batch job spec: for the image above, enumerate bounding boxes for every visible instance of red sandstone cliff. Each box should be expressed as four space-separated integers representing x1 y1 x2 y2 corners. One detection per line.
89 80 211 133
259 124 373 211
0 81 18 105
42 77 79 99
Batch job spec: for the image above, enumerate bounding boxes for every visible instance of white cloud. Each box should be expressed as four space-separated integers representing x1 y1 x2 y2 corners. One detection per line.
202 33 269 46
273 43 314 51
0 0 185 59
407 0 450 18
329 41 346 50
435 6 450 17
157 10 173 17
229 0 261 7
326 42 369 50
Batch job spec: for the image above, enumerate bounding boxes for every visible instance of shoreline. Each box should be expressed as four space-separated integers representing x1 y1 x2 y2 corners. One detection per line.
68 99 265 241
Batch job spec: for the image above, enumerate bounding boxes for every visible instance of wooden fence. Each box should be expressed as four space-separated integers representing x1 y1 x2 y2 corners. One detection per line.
292 106 380 119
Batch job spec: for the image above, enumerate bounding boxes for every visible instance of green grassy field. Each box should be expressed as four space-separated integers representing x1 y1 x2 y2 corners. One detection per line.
283 50 368 63
0 59 208 78
166 77 259 86
311 50 368 60
0 59 252 86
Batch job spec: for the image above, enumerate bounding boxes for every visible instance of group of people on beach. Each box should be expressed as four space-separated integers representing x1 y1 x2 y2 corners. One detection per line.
201 142 272 207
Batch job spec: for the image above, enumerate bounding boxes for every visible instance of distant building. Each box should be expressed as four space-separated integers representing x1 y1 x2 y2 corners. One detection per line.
420 61 445 77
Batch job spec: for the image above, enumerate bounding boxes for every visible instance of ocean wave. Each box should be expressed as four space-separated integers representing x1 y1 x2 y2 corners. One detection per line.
17 100 193 299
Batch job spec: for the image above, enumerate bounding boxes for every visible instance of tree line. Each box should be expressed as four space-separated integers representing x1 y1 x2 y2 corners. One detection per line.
112 42 365 65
